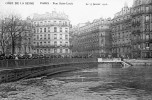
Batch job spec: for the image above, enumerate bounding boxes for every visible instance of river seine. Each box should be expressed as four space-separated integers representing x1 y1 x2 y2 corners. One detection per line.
0 63 152 100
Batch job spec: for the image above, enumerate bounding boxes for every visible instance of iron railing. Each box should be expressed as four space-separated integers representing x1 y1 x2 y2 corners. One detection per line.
0 58 97 68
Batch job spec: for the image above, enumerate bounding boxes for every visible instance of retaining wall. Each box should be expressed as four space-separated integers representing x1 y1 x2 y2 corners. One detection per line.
0 58 97 83
1 58 152 83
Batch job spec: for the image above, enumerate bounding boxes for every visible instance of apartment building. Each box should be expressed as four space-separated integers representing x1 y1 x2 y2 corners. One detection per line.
32 11 71 57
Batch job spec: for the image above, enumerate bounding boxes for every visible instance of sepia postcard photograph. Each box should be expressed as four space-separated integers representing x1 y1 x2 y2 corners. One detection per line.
0 0 152 100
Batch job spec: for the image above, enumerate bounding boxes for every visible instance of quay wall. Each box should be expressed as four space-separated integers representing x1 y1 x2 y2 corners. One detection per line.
0 58 97 83
1 58 152 83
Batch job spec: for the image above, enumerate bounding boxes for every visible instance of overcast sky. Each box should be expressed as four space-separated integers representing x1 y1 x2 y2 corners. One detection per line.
0 0 133 25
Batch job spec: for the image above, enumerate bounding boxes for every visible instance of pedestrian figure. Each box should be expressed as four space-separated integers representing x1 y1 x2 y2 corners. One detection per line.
15 55 19 67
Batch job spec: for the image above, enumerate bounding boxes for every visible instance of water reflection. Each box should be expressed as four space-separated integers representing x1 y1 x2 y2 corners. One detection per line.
96 64 152 95
52 64 152 98
52 64 152 92
1 63 152 100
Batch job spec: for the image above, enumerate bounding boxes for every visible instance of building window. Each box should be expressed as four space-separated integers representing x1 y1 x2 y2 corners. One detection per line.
40 28 42 33
54 34 57 39
48 34 50 39
138 44 141 49
146 43 150 50
54 49 57 53
150 43 152 50
146 6 149 12
28 38 30 42
65 21 67 25
33 29 36 33
34 22 36 25
48 49 50 53
54 41 57 46
146 34 149 40
145 15 150 22
142 43 146 50
65 42 68 46
65 28 68 32
59 21 62 24
142 34 146 40
44 28 46 32
37 42 39 46
150 33 152 39
60 49 62 53
37 28 39 33
54 27 57 32
37 35 39 40
44 34 46 39
40 49 43 53
60 34 62 39
65 35 68 39
60 28 62 32
145 24 150 31
48 27 50 32
60 41 62 46
37 49 39 53
40 42 42 45
66 49 68 53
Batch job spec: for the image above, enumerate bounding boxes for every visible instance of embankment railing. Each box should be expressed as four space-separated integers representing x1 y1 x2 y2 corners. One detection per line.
0 58 97 68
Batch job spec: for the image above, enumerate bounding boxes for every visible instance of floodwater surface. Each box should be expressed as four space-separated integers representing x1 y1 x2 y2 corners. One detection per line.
0 63 152 100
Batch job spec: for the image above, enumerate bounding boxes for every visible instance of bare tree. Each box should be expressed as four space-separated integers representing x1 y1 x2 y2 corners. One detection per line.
0 19 10 54
1 15 31 54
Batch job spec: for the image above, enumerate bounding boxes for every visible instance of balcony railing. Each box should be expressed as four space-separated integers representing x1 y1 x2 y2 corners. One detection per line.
33 23 70 27
32 45 72 48
0 58 97 68
131 9 152 17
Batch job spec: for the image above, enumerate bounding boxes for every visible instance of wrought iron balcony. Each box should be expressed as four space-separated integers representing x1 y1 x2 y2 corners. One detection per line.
32 44 72 48
33 23 70 27
132 9 152 17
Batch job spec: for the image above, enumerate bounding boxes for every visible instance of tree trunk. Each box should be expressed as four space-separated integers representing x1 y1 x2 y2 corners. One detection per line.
2 45 5 54
12 39 15 54
24 45 27 54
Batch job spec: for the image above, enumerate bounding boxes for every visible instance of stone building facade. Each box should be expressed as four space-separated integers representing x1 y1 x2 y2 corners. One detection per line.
111 4 132 58
131 0 152 58
32 11 71 57
71 18 111 58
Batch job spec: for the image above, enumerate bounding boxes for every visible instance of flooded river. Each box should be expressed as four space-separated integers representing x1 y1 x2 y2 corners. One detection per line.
0 63 152 100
